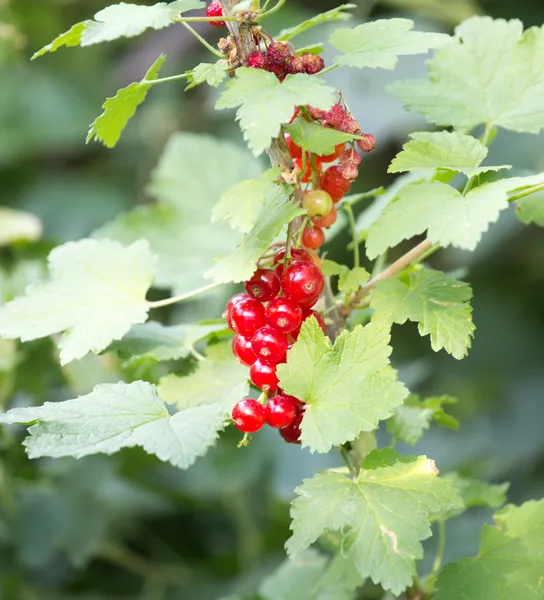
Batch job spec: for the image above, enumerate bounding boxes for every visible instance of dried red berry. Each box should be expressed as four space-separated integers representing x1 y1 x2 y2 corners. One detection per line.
206 0 226 27
248 51 269 69
301 53 325 74
357 133 376 153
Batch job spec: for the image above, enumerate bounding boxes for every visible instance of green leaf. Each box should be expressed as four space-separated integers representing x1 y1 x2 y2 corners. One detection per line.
287 450 463 595
366 174 544 257
277 319 408 453
445 474 509 518
212 168 282 234
260 550 362 600
33 1 204 57
277 4 356 41
295 44 325 56
387 395 459 446
94 133 262 293
516 194 544 226
390 17 544 134
338 267 370 294
284 118 361 156
0 207 42 246
0 381 228 469
435 499 544 600
0 239 155 365
109 321 229 362
388 131 511 177
186 60 229 90
205 185 303 284
330 18 450 70
216 68 336 156
320 259 347 277
370 269 474 359
158 342 249 410
87 54 165 148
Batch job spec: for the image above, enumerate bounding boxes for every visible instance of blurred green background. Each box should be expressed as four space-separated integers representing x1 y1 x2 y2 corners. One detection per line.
1 0 544 598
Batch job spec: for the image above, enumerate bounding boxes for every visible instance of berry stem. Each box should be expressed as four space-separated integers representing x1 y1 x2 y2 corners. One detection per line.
343 203 359 268
173 15 239 22
337 187 386 208
143 73 191 86
508 183 544 203
315 64 338 76
147 282 224 309
179 21 225 58
339 444 357 478
258 0 286 20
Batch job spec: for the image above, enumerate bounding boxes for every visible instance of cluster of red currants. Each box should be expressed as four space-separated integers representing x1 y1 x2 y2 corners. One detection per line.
248 42 324 81
225 248 325 443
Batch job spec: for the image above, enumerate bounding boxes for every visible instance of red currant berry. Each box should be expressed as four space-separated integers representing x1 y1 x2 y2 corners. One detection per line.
249 359 279 390
244 268 281 302
319 143 346 163
232 334 257 366
265 297 302 333
312 206 337 229
282 261 324 308
305 309 326 332
279 410 303 444
357 133 376 153
225 293 250 317
251 326 288 364
265 395 298 428
302 189 333 218
206 0 226 27
232 399 265 433
320 165 351 200
248 51 269 69
230 298 266 336
273 247 312 265
285 133 302 160
302 226 325 250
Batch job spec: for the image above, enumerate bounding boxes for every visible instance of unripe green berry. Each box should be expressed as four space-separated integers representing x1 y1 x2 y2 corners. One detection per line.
302 189 333 218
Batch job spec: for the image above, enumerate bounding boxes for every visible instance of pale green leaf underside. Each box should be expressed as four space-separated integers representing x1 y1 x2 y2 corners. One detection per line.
366 174 544 258
206 185 303 284
277 319 408 453
388 131 510 177
435 499 544 600
0 381 228 469
87 54 165 148
370 269 474 359
216 68 336 156
33 0 203 57
186 60 229 90
390 17 544 134
284 118 361 155
516 194 544 226
287 451 463 595
277 4 356 41
0 207 42 246
0 239 155 365
330 18 450 70
158 342 249 410
212 169 282 234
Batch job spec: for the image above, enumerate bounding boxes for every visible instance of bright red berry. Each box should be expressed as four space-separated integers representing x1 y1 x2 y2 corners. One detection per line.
265 297 302 333
273 248 312 265
251 326 288 364
279 410 303 444
206 0 226 27
232 334 257 366
225 293 250 316
265 395 298 428
285 133 302 160
320 165 351 201
282 261 324 308
302 226 325 250
312 206 337 229
305 309 326 332
232 399 265 433
230 297 266 336
249 359 280 390
244 268 281 302
319 143 345 163
302 189 333 218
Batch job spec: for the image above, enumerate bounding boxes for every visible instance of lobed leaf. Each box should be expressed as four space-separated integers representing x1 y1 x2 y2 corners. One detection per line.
87 54 166 148
444 473 509 519
216 68 336 156
0 239 155 365
0 381 228 469
287 450 462 595
516 194 544 226
185 60 229 90
277 319 408 453
330 18 450 70
370 269 474 359
390 17 544 134
284 118 362 156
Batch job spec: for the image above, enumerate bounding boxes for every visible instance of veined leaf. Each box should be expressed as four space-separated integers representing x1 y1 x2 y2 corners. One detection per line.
287 450 462 595
87 54 166 148
391 17 544 134
186 60 229 90
0 239 155 365
33 0 203 57
277 4 356 41
516 194 544 226
277 319 408 453
370 269 474 359
216 68 336 156
284 118 362 156
388 131 510 177
330 18 450 70
444 473 509 519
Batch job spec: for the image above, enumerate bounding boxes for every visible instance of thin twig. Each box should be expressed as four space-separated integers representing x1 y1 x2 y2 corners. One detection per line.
148 282 223 309
180 21 224 58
